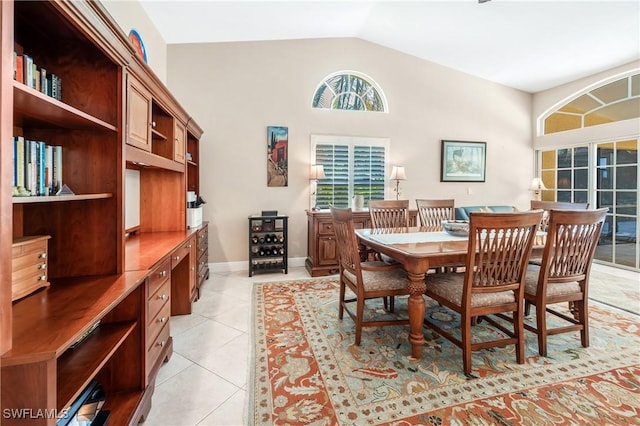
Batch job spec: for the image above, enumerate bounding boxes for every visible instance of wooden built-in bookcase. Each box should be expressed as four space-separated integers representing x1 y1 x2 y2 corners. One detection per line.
0 1 206 424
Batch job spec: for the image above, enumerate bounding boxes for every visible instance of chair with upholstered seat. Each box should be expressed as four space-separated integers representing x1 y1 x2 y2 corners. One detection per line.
422 210 543 375
416 199 455 228
524 208 607 357
530 200 589 232
330 206 411 345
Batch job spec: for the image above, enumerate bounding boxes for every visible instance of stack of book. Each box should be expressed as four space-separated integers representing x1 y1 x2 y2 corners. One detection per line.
13 51 62 101
12 136 63 197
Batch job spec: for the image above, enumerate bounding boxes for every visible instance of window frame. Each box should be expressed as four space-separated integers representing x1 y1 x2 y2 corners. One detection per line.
310 134 390 209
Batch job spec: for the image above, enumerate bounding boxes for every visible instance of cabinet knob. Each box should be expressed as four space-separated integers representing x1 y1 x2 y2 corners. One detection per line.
174 255 180 261
159 270 167 277
157 340 165 347
39 264 46 270
151 121 156 128
158 293 167 301
187 244 192 249
39 253 47 259
159 317 167 324
191 266 195 271
39 275 47 281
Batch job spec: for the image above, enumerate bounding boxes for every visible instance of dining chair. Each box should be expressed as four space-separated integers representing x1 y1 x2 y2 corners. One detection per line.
416 199 455 228
422 210 544 375
330 206 411 345
369 199 410 228
530 200 589 232
523 208 607 357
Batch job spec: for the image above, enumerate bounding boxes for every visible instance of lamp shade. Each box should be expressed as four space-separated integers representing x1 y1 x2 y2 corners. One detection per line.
310 164 326 180
529 177 547 191
389 166 406 181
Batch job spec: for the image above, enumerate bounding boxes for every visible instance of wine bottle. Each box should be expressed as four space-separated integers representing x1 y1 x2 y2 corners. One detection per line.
259 236 265 244
265 234 272 243
252 236 259 244
259 248 265 256
278 234 284 243
279 247 285 255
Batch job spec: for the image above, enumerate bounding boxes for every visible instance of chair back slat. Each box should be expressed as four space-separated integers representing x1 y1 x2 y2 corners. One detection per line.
543 209 607 281
467 211 543 295
416 199 455 227
369 200 410 228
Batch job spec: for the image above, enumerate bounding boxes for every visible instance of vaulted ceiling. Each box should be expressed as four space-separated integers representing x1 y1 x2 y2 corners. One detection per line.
137 0 640 93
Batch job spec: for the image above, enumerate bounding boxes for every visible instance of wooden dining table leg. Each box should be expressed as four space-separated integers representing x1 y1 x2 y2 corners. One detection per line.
406 270 427 359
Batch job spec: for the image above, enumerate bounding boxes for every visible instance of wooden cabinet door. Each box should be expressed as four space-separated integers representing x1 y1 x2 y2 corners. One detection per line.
174 121 186 164
317 236 338 266
126 76 152 151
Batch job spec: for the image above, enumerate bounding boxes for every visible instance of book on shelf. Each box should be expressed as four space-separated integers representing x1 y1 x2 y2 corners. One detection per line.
13 51 62 100
12 136 62 197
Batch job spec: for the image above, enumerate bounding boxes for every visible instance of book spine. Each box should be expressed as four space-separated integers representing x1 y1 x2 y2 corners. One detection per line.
52 146 63 194
38 141 45 196
24 55 32 88
45 145 53 195
40 68 47 95
15 54 24 84
16 136 25 189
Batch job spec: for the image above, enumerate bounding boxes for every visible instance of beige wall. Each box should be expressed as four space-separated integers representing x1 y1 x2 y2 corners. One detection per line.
101 0 168 83
165 38 534 266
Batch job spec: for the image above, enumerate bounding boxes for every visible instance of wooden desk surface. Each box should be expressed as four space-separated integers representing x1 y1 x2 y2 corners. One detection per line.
125 230 198 271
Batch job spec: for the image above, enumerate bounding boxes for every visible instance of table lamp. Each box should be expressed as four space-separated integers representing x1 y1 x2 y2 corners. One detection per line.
389 166 406 200
310 164 326 210
529 177 547 201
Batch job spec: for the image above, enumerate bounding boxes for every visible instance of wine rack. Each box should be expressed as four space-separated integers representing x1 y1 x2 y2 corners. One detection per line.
248 214 288 277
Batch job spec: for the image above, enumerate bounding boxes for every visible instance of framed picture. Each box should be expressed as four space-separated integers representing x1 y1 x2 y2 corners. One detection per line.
440 140 486 182
267 126 288 187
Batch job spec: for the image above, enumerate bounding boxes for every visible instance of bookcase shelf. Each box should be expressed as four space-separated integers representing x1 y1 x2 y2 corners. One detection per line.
56 321 136 411
12 193 113 204
14 82 117 131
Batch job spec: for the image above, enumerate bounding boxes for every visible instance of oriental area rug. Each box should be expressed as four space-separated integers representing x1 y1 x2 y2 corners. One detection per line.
249 278 640 425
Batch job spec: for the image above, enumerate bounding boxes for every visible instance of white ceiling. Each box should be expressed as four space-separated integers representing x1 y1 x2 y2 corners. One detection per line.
138 0 640 93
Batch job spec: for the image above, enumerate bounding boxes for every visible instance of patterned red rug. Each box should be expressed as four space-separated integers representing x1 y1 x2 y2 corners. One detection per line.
250 278 640 425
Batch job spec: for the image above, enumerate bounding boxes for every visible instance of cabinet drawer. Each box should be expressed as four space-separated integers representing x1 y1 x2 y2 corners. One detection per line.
148 258 171 297
318 221 335 236
12 236 50 301
148 299 171 345
172 241 193 268
148 279 171 321
147 320 170 373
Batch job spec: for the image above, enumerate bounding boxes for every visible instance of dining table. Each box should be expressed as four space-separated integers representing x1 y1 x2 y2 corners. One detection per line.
355 226 545 359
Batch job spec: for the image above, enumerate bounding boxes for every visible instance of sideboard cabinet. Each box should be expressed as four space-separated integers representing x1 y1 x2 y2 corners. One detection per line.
305 209 417 277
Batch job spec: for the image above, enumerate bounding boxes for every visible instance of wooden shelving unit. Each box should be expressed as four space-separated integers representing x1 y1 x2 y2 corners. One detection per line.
0 1 206 424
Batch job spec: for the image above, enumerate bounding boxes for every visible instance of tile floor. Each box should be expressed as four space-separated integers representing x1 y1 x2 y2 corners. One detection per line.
142 263 639 426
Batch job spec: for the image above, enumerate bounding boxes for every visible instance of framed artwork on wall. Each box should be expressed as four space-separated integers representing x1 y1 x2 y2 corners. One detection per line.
440 140 486 182
267 126 288 187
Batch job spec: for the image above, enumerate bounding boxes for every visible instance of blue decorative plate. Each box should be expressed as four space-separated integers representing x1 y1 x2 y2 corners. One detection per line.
128 29 148 63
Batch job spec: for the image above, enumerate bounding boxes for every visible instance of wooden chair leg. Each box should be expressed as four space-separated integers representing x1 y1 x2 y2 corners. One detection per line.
355 296 365 346
524 300 531 316
577 300 589 348
338 280 346 319
462 315 473 375
514 308 525 364
536 304 548 357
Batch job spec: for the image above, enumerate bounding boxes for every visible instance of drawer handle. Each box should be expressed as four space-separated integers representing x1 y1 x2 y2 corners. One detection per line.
174 255 180 261
187 244 192 249
39 264 46 270
39 275 47 281
159 317 167 324
39 253 47 259
158 293 167 301
191 266 195 271
159 270 167 278
157 340 165 347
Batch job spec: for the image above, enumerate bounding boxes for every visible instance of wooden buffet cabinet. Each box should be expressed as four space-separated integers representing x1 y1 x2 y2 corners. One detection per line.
305 209 418 277
0 1 208 424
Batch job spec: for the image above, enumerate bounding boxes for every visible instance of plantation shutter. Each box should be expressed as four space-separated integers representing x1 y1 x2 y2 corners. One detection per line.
314 139 387 209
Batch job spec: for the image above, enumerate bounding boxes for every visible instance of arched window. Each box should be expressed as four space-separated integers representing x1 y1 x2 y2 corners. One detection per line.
312 71 388 112
542 73 640 135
